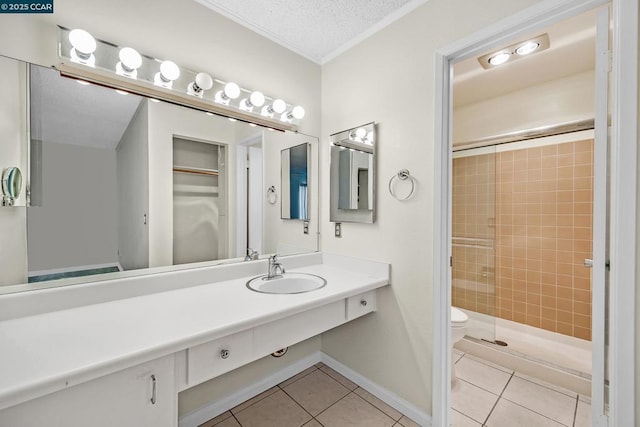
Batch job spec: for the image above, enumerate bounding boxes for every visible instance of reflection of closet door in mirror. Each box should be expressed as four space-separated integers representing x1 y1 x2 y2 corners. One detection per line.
172 137 226 265
281 143 309 220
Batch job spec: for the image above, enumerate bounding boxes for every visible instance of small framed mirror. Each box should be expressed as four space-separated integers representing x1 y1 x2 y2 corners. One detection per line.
281 142 310 220
330 122 375 223
1 167 23 206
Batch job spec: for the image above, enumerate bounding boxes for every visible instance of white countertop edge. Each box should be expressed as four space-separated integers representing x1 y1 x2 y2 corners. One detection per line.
0 254 389 411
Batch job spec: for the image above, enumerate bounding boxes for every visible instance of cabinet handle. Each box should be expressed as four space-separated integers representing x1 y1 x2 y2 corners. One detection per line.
220 349 230 359
150 374 157 405
360 299 367 307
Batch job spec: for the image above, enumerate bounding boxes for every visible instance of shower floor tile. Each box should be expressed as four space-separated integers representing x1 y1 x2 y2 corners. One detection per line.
454 350 592 426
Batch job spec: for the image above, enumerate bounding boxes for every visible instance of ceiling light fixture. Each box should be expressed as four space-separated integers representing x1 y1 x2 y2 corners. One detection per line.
69 29 97 66
187 72 213 97
154 60 180 88
116 47 142 78
478 33 550 69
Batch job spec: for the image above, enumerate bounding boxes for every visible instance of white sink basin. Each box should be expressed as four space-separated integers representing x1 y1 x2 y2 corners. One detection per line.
246 272 327 294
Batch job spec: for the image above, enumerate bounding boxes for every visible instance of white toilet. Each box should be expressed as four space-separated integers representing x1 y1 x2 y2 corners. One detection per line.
451 306 469 384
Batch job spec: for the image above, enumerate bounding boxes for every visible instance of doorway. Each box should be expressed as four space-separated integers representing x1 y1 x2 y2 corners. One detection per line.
432 1 637 426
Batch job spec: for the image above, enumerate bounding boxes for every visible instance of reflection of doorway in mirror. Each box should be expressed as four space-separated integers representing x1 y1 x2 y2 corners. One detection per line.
172 137 227 265
235 135 264 258
357 168 369 210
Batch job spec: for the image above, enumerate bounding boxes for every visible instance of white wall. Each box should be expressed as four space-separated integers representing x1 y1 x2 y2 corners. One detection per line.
116 100 149 271
320 0 542 413
27 142 118 272
0 56 28 285
453 70 595 144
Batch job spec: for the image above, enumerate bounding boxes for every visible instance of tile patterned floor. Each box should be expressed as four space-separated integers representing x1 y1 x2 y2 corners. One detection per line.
198 353 593 427
452 349 593 427
198 363 420 427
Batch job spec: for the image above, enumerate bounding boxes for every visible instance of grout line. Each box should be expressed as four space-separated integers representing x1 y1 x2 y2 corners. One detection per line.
278 385 317 421
230 412 242 427
482 372 514 425
313 389 356 419
512 373 578 398
353 387 402 422
572 395 579 427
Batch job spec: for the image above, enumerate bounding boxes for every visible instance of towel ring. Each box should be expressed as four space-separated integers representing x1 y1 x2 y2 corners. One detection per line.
267 186 277 204
388 169 415 201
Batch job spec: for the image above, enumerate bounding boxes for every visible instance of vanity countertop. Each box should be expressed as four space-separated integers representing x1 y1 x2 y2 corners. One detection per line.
0 253 389 411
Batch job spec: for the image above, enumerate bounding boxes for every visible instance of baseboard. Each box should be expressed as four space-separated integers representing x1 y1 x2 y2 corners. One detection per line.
320 353 431 427
178 352 321 427
179 351 432 427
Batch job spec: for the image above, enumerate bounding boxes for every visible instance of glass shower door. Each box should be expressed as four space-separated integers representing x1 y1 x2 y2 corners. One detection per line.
451 146 498 343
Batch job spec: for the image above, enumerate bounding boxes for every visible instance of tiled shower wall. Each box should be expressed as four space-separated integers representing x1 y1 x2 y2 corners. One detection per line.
452 139 593 341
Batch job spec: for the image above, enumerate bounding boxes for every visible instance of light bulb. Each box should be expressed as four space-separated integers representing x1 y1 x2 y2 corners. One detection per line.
249 91 265 107
215 82 241 104
119 47 142 71
365 131 374 144
515 41 539 56
188 72 213 97
291 106 305 120
355 128 367 139
160 60 180 81
69 29 96 66
69 29 96 59
488 52 510 66
272 99 287 114
223 82 241 99
240 91 265 111
195 73 213 91
281 105 305 122
154 60 180 88
116 47 142 78
261 99 287 117
115 89 129 95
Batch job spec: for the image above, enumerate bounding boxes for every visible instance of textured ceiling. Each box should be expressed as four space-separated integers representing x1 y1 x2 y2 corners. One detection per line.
31 65 142 150
194 0 428 64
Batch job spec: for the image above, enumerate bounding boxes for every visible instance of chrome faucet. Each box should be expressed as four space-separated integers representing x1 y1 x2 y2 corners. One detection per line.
267 254 285 279
244 248 259 261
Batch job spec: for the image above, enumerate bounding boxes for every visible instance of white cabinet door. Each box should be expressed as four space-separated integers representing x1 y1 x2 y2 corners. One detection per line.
0 355 176 427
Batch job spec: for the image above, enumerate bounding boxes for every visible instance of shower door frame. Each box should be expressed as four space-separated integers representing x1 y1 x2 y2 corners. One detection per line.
432 0 638 426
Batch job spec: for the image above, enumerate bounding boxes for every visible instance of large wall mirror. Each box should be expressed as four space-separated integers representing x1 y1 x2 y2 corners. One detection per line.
0 55 319 294
329 122 375 223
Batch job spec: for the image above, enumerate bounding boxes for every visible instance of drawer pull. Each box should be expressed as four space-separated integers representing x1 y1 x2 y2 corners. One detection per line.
220 349 230 359
360 299 368 307
150 374 157 405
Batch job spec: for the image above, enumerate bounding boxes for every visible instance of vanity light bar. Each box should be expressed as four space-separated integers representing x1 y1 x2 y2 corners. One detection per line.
56 26 304 131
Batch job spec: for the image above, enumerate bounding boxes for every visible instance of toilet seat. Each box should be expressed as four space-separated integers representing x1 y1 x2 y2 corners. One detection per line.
451 307 468 324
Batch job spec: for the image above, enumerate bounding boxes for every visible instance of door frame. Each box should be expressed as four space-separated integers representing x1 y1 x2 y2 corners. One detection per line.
432 0 637 426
